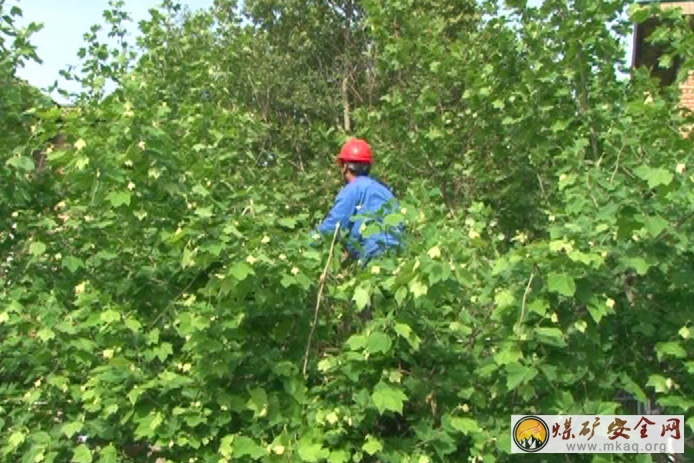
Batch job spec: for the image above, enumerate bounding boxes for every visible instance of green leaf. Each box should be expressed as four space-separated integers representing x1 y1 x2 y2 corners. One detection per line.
219 435 234 459
394 287 408 306
528 298 548 316
450 417 480 435
371 381 408 415
409 278 428 299
493 345 522 366
633 165 673 189
192 184 210 196
278 217 297 229
687 416 694 434
195 206 213 218
229 262 254 280
181 247 195 268
155 342 173 362
646 374 670 393
6 155 36 171
62 256 84 272
353 286 371 311
628 257 650 275
328 450 350 463
547 272 576 297
124 317 141 333
494 289 515 309
643 215 669 238
29 241 46 256
297 439 329 462
106 191 131 208
7 431 25 452
28 431 51 445
134 414 159 439
393 322 420 350
393 322 413 339
345 334 367 351
37 328 55 342
233 436 267 460
384 213 404 228
655 342 687 361
62 422 82 439
367 331 392 354
587 299 613 324
621 374 647 402
533 327 566 347
505 362 538 390
100 310 121 324
97 445 118 463
72 445 92 463
497 433 512 455
629 3 651 23
362 438 383 456
247 388 268 418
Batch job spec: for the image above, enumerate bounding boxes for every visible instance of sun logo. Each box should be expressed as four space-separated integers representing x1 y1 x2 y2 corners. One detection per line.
513 416 549 452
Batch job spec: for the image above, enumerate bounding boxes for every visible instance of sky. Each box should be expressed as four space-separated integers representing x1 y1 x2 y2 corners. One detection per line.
12 0 214 103
11 0 635 105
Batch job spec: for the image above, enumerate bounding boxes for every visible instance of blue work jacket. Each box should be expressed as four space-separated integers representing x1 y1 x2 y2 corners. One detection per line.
313 176 404 262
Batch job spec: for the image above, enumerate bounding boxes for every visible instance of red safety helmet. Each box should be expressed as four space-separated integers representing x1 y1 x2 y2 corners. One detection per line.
337 138 373 165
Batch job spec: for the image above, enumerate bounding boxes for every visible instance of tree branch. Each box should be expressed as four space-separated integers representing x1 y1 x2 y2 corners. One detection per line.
303 223 341 377
516 271 535 336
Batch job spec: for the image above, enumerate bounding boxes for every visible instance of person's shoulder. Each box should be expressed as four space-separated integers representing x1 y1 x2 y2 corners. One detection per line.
337 179 362 197
367 176 395 196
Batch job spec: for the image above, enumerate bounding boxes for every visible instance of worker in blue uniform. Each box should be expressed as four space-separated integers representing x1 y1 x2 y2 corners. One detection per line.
312 138 404 268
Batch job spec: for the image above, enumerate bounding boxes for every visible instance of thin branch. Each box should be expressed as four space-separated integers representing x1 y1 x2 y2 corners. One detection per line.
537 173 548 203
516 271 535 336
303 223 341 377
147 271 201 331
610 145 623 185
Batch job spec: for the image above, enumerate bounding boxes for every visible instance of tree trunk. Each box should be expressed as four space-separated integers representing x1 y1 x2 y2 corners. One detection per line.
342 0 353 133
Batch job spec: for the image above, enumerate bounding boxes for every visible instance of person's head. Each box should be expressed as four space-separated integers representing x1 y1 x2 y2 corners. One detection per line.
337 138 373 183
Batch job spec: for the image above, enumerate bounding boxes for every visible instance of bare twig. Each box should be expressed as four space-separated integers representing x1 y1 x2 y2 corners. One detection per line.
147 271 201 330
610 145 623 185
302 223 341 377
537 173 548 202
516 271 535 336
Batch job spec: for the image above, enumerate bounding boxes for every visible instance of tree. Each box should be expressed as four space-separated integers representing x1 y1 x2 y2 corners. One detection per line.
1 0 694 462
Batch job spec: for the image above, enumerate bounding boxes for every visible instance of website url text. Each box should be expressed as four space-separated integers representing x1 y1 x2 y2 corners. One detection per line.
565 442 670 453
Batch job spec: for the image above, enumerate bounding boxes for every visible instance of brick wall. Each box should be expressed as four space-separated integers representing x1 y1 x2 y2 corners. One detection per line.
659 1 694 15
681 71 694 112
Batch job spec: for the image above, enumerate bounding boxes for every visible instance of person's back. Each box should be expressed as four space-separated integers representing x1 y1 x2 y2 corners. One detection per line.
313 138 404 265
318 175 403 262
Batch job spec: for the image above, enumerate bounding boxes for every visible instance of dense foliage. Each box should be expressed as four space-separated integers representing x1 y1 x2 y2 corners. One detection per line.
2 0 694 462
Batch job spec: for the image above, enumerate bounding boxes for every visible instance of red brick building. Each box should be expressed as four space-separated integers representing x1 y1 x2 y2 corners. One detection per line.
631 0 694 111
